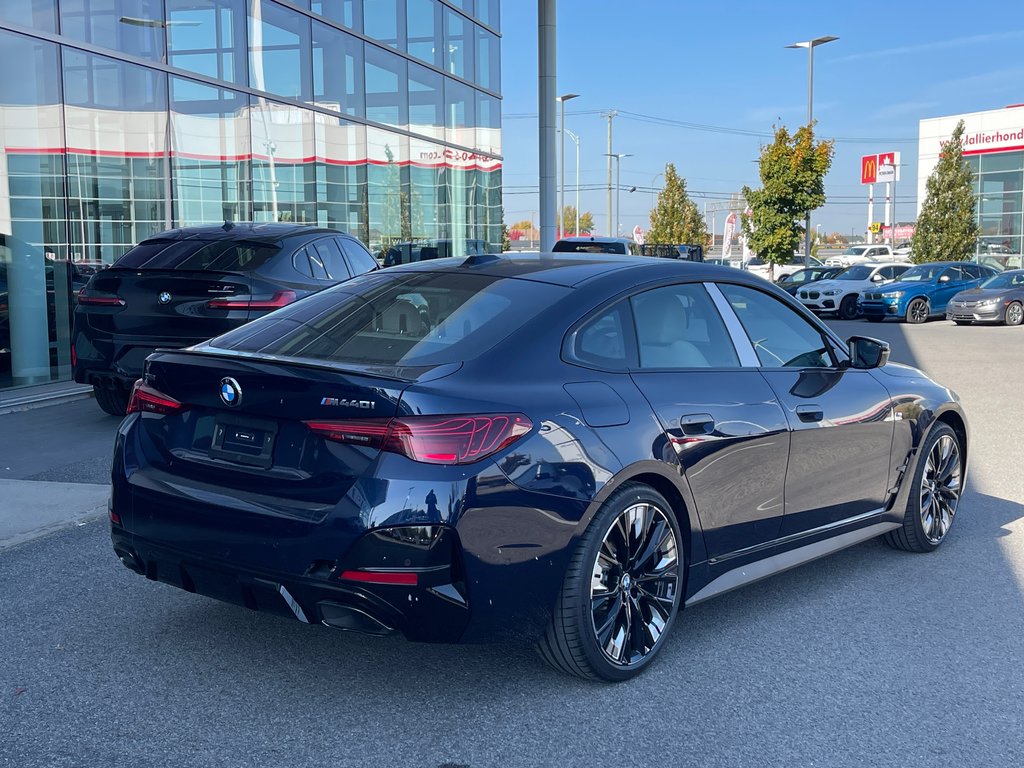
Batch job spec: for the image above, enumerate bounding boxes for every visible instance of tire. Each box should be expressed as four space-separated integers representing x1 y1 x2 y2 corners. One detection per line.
93 383 130 416
884 423 963 553
905 298 929 324
1005 301 1024 326
537 483 684 682
838 294 859 320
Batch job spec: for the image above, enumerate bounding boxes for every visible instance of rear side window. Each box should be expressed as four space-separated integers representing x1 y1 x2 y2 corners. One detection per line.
114 239 280 272
339 237 379 274
207 271 568 368
312 238 351 280
569 304 630 370
631 284 738 369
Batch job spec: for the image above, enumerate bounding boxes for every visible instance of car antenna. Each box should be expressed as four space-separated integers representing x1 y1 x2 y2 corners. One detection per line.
222 219 234 231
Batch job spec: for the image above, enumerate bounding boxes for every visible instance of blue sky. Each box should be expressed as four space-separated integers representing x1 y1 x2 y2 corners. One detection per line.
498 0 1024 238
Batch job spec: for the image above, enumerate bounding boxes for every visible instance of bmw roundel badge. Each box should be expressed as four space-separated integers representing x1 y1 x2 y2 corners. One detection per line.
158 291 172 305
219 377 242 407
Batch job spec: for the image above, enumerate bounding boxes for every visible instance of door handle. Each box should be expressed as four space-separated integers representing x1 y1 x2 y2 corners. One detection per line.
679 413 715 436
795 404 824 423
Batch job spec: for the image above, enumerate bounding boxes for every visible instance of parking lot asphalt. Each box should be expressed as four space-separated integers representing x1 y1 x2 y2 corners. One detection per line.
2 318 1023 768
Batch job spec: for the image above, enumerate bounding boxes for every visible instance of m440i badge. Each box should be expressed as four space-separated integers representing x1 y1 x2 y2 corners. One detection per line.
321 397 375 409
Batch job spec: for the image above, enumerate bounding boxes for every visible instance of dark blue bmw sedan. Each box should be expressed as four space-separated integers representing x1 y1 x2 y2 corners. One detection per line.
111 254 968 681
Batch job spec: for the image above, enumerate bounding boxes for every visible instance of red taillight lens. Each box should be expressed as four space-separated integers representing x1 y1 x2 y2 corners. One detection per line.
125 380 186 415
77 287 125 307
207 290 296 310
339 570 418 586
305 414 533 465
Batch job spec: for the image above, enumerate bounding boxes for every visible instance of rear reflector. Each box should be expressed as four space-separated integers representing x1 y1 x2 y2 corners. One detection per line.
77 287 125 307
126 380 187 415
207 290 296 310
305 414 533 465
339 570 419 586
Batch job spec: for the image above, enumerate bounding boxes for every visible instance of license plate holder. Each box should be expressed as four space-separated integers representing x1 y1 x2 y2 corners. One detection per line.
209 414 278 469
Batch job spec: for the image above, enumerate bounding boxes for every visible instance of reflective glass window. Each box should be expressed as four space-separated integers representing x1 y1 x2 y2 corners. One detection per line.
980 152 1024 173
408 63 444 141
167 0 248 86
63 49 169 263
315 116 368 243
445 77 475 147
0 30 68 388
476 26 499 92
407 0 440 68
60 0 166 61
408 138 447 246
251 99 317 223
476 92 500 155
446 0 472 14
443 7 473 80
719 284 833 368
365 45 408 128
0 0 57 31
366 127 409 256
312 19 364 117
248 0 312 102
310 0 362 32
170 76 251 225
476 0 498 29
363 0 403 49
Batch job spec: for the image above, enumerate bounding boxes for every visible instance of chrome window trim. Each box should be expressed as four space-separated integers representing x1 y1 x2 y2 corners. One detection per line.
704 281 760 367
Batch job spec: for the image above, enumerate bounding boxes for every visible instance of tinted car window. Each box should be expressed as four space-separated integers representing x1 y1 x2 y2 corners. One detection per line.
961 264 982 280
208 271 568 368
981 270 1024 288
552 240 627 255
720 284 833 368
631 284 738 369
571 303 629 369
339 237 379 274
114 238 280 271
292 249 314 278
312 238 351 280
941 266 965 282
306 244 329 280
836 265 872 280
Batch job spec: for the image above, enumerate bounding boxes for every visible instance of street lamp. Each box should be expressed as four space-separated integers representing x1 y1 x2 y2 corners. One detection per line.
786 34 838 267
605 152 632 236
565 129 581 235
557 93 579 237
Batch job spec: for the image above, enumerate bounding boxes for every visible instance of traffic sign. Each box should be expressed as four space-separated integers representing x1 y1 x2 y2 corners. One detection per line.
869 222 881 234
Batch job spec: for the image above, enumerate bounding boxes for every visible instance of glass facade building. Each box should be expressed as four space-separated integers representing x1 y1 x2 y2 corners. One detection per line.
0 0 502 391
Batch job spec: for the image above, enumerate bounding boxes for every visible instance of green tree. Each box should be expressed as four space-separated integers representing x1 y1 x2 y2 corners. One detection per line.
911 120 978 263
741 124 834 278
501 222 511 252
647 163 708 246
560 205 594 235
509 219 533 232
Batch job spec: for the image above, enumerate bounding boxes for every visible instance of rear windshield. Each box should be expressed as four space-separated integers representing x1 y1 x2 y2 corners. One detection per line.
205 269 568 368
553 240 627 255
113 238 280 272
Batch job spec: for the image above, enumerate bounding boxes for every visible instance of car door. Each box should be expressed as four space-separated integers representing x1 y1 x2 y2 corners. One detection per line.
934 265 967 311
716 283 894 536
626 282 791 559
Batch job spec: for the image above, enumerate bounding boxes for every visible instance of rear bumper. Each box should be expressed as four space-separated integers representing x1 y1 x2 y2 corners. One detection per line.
72 330 203 386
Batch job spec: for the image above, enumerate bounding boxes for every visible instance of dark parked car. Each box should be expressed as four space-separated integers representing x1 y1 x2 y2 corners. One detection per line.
946 269 1024 326
110 254 968 681
73 223 378 415
383 239 487 267
553 236 641 255
775 265 844 295
859 261 998 323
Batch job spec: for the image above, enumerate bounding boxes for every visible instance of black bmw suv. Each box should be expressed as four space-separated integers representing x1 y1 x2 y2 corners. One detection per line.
72 222 378 415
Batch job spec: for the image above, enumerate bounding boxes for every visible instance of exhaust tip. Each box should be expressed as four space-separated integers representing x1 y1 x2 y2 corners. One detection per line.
115 548 144 575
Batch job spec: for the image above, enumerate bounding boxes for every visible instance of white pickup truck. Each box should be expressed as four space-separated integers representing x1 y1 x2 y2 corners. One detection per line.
824 244 899 268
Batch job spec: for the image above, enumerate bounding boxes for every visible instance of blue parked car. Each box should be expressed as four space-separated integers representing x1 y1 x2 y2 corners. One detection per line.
859 261 999 324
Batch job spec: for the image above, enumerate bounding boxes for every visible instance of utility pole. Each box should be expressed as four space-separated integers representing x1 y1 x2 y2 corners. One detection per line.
538 0 557 251
603 110 617 236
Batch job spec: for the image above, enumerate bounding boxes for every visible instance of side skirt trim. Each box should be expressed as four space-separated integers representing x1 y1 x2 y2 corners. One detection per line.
685 520 900 607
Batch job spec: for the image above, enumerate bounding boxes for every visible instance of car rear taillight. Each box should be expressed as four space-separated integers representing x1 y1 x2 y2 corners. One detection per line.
207 290 296 310
77 287 125 307
305 414 533 465
126 380 187 415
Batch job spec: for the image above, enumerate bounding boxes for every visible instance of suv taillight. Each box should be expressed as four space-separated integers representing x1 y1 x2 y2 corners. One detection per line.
207 290 296 310
77 287 125 307
305 414 533 465
126 380 187 415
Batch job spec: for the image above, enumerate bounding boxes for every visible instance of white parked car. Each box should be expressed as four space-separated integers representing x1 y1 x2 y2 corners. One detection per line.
825 245 896 267
737 254 822 282
797 262 910 319
894 241 913 258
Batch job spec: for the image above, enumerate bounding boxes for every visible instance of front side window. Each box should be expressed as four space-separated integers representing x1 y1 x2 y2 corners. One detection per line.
631 284 739 369
899 265 944 282
719 284 834 369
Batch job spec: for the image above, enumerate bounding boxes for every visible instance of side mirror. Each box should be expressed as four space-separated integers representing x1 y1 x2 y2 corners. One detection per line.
871 273 884 282
939 274 951 282
847 336 890 369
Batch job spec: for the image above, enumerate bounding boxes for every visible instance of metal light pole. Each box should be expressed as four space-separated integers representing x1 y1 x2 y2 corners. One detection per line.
557 93 579 238
538 0 557 252
606 152 632 236
566 129 581 234
786 35 838 267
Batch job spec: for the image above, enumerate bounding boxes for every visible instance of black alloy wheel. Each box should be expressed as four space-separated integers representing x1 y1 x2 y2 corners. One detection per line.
885 423 963 553
838 294 859 320
1005 301 1024 326
538 483 684 681
906 298 929 324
